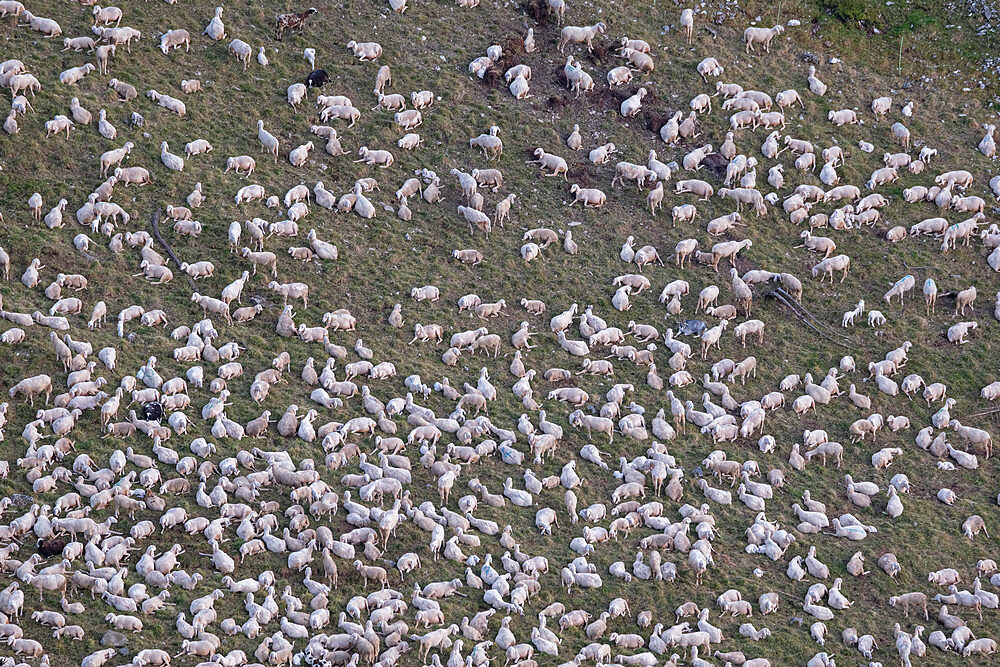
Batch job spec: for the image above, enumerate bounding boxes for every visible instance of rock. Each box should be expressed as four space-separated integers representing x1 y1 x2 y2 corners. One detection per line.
788 19 801 26
801 51 820 64
9 494 31 507
102 631 128 648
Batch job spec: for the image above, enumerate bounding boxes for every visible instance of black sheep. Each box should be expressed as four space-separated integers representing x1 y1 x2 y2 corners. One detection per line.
37 538 65 558
305 69 329 89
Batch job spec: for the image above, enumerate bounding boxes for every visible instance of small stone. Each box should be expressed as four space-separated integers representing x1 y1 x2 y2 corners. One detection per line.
788 18 801 26
801 51 820 64
102 631 128 648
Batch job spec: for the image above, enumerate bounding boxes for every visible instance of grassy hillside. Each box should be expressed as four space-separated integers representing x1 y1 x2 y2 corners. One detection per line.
0 0 999 664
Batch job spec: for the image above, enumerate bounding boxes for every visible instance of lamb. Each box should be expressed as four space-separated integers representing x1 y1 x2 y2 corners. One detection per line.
743 24 784 53
558 22 606 52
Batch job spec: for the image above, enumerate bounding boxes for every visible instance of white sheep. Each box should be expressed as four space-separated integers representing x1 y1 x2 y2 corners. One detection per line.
557 22 606 52
203 6 226 40
529 148 569 179
59 63 95 85
569 184 606 208
44 114 73 138
160 141 184 171
620 88 647 117
743 24 784 53
289 142 314 167
160 29 190 53
680 8 694 42
147 89 185 116
287 82 307 108
346 40 382 60
22 11 61 36
228 39 252 70
979 124 996 158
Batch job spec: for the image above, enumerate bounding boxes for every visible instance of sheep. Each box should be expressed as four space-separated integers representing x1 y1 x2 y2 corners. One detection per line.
797 231 836 258
569 184 607 208
469 126 503 158
346 40 382 60
529 148 569 179
607 66 633 86
45 114 73 138
147 89 185 116
891 121 911 148
8 375 53 406
59 63 95 86
203 6 226 40
563 56 596 97
811 254 851 283
948 321 978 344
743 24 784 53
8 73 40 98
697 56 724 82
354 146 392 167
676 179 715 201
828 109 860 126
228 39 252 70
160 141 184 171
558 22 606 52
158 28 190 54
622 47 654 73
22 11 61 36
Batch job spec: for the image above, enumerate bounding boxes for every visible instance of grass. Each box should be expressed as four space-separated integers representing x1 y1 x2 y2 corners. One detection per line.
0 0 998 664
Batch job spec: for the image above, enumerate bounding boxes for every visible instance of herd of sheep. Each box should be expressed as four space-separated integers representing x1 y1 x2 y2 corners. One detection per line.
0 0 998 666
